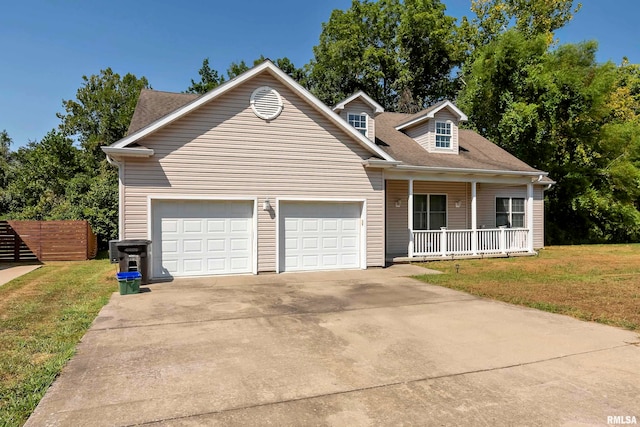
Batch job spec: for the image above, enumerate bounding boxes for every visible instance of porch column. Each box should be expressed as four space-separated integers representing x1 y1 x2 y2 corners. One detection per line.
408 178 414 258
527 182 534 253
471 181 477 255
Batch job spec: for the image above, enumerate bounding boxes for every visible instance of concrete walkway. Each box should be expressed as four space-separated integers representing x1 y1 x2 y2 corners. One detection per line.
26 264 640 426
0 264 41 286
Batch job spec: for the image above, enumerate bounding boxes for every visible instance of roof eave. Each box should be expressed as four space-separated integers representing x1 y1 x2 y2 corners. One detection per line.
395 101 468 131
386 163 550 179
333 91 385 115
102 146 154 158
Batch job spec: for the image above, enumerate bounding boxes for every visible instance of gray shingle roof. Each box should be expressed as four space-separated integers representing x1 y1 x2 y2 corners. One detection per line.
375 112 544 174
127 89 199 135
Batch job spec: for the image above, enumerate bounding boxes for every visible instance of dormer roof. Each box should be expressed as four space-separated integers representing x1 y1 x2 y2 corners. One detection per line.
395 100 468 131
333 91 385 115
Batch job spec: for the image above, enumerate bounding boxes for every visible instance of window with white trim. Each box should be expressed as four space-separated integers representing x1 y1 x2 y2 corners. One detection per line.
435 121 452 148
496 197 525 228
348 113 367 136
414 194 447 230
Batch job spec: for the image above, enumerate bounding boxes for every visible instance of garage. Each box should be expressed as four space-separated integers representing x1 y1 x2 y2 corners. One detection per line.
152 200 255 278
280 201 363 272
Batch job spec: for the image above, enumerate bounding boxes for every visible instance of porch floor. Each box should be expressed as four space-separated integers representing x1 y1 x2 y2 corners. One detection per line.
387 251 537 264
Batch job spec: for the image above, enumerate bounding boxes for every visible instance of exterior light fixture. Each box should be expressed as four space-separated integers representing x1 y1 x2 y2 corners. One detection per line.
263 198 272 211
455 200 462 208
395 199 402 208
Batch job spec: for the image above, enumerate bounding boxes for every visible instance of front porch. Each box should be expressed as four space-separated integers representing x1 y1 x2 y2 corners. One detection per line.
388 227 534 263
384 177 544 262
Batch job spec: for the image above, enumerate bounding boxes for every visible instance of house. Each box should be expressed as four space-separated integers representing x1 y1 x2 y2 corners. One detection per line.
103 60 553 281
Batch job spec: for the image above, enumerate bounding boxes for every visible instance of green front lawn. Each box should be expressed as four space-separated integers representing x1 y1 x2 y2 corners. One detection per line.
0 258 117 426
414 244 640 330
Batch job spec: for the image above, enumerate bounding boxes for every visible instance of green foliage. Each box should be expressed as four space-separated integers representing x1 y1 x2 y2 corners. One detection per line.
186 58 225 94
3 131 82 219
458 0 581 56
459 29 640 243
308 0 459 111
1 69 147 245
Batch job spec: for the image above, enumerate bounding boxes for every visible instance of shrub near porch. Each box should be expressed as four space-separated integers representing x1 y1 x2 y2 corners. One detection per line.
414 244 640 330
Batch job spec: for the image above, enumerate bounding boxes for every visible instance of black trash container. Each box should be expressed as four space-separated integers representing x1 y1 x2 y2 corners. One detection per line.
115 240 151 285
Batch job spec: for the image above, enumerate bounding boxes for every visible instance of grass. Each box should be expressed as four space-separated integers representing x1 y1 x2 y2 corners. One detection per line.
414 244 640 331
0 257 117 427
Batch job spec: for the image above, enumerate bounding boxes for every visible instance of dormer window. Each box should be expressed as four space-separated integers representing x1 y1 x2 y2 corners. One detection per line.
348 113 367 136
435 122 452 149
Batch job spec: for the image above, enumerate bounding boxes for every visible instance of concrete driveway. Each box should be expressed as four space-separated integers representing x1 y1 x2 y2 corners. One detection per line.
27 264 639 426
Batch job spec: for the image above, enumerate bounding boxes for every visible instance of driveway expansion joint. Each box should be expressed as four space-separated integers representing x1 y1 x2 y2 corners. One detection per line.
125 342 636 427
90 296 479 332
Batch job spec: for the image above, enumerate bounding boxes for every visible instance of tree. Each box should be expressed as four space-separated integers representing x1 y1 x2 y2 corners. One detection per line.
0 130 11 188
3 130 82 219
308 0 459 110
458 0 581 57
458 30 640 243
57 68 150 167
186 58 225 94
55 68 149 243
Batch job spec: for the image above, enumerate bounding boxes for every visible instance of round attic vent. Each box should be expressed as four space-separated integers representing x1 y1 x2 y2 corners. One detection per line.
250 86 283 120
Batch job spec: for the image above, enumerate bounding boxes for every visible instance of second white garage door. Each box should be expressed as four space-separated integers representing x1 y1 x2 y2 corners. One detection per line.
280 202 362 272
152 200 254 279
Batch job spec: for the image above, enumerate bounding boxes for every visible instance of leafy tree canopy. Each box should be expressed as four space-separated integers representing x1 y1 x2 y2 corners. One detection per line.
57 68 150 166
458 29 640 243
307 0 459 111
458 0 581 56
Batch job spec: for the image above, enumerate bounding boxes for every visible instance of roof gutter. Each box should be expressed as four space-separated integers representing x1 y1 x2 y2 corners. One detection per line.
362 159 402 169
392 163 549 178
102 146 154 158
364 160 555 183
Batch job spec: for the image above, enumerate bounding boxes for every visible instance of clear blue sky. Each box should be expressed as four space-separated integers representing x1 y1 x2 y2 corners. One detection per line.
1 0 638 149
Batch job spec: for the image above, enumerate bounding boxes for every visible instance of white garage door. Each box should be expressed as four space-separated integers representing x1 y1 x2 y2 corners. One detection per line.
152 200 254 278
280 202 362 272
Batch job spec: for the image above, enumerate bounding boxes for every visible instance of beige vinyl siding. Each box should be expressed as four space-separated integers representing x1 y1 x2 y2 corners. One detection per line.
385 180 408 255
122 73 384 272
405 121 431 152
404 110 459 154
338 98 375 141
385 180 468 255
476 183 545 248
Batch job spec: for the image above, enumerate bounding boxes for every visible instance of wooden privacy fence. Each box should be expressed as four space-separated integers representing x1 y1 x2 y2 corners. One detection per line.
0 220 98 262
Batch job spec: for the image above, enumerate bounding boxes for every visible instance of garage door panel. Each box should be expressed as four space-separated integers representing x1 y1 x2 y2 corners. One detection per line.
281 202 361 272
230 219 249 232
153 201 253 278
323 220 338 232
302 220 319 232
341 236 358 249
183 240 203 253
230 238 249 251
207 220 225 233
207 239 225 252
183 258 204 273
302 255 319 268
163 220 178 233
183 220 202 233
162 240 179 253
302 237 319 249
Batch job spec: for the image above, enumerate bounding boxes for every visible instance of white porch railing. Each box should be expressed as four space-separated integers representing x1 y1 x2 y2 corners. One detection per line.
412 227 531 257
